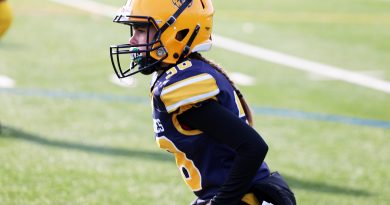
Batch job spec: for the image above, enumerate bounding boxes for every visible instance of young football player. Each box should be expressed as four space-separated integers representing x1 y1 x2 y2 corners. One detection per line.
110 0 296 204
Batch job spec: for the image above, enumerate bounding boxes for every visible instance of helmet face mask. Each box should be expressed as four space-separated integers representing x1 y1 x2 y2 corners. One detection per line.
110 16 168 78
110 0 214 78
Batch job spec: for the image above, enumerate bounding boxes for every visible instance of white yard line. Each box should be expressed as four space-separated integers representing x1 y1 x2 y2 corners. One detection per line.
52 0 390 94
52 0 114 17
213 35 390 94
230 72 256 86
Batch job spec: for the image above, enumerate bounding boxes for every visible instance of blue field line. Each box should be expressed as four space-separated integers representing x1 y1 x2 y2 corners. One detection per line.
253 107 390 129
0 88 146 103
1 88 390 129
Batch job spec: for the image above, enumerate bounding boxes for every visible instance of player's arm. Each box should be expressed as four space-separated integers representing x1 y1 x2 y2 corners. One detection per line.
178 100 268 205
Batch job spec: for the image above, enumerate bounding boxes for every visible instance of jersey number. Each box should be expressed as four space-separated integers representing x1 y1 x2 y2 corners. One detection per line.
165 60 193 80
156 136 202 191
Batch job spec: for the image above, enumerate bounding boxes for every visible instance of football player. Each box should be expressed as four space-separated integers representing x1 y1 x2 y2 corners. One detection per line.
0 0 12 39
110 0 296 204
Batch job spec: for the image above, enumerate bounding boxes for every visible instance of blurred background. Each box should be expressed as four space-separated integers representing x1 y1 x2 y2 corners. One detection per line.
1 0 389 204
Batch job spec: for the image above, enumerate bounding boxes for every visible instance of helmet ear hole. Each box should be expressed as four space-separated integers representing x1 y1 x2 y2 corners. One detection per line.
175 29 189 41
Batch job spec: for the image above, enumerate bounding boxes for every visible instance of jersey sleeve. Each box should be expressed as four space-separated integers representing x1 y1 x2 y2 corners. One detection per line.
160 72 220 113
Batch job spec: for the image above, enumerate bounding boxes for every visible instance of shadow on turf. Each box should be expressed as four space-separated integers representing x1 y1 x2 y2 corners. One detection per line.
283 175 372 197
0 124 173 162
0 124 372 197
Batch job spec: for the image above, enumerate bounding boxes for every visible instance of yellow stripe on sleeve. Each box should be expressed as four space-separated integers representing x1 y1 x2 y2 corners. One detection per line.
241 193 261 205
161 74 219 113
234 91 245 118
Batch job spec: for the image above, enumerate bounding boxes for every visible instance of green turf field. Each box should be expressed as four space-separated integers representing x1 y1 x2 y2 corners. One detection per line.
1 0 389 204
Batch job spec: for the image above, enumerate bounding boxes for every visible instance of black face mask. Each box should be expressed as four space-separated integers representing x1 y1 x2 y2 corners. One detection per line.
110 38 168 78
109 17 168 78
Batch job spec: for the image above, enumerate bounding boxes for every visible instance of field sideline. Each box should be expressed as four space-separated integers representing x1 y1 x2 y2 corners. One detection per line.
1 0 389 204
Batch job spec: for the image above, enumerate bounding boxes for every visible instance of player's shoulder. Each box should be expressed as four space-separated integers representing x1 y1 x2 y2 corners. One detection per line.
155 58 219 93
155 59 220 113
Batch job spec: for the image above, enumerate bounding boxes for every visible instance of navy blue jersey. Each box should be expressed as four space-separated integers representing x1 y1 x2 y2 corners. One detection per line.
150 59 270 200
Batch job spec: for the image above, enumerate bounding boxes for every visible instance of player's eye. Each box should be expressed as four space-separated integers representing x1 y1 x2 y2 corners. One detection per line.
133 26 147 33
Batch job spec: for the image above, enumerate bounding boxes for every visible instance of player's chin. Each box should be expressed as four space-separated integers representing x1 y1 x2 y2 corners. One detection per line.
140 67 155 75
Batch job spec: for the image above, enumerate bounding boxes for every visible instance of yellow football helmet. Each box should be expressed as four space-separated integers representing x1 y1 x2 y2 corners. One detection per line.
110 0 214 78
0 0 13 39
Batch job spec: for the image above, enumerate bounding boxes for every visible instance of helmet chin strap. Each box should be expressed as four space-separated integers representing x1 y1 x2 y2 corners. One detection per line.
144 23 200 72
147 0 195 68
179 24 200 61
135 56 155 75
160 0 193 33
138 55 168 75
129 44 162 75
